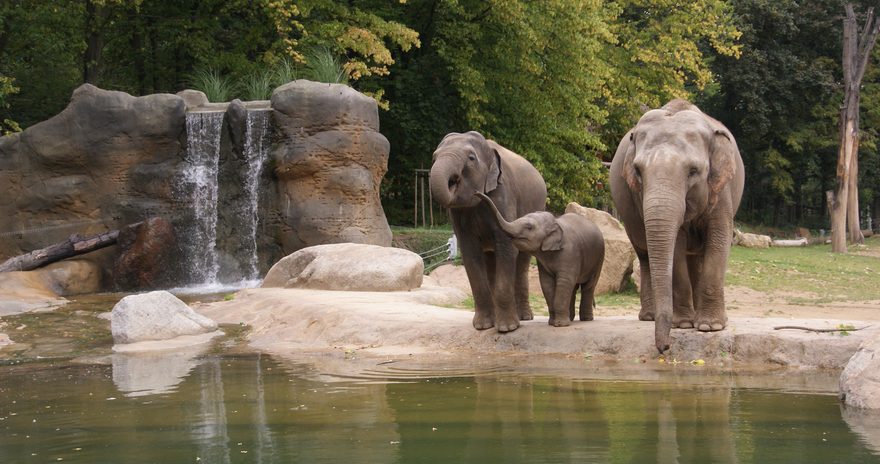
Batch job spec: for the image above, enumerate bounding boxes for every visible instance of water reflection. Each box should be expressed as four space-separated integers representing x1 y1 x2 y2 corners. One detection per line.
111 342 211 397
0 356 878 463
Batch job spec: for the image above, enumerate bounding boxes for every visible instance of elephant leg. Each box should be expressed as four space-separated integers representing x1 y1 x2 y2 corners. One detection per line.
687 253 703 316
455 227 495 330
491 240 521 333
569 287 577 321
538 264 555 318
672 231 695 329
515 252 533 321
694 220 732 332
636 249 656 321
579 276 598 322
549 277 575 327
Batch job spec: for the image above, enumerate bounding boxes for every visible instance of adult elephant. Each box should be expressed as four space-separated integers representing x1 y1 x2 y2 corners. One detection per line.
609 100 744 352
430 131 547 332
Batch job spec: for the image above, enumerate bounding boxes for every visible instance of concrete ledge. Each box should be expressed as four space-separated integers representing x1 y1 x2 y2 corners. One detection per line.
198 287 877 369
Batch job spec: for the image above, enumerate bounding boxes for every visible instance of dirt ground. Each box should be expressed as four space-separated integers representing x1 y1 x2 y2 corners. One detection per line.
426 263 880 323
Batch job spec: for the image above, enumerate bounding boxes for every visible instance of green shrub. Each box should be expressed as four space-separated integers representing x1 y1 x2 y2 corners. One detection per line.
188 68 238 102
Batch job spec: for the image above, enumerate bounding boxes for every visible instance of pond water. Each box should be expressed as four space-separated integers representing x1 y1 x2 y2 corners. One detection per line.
0 353 878 464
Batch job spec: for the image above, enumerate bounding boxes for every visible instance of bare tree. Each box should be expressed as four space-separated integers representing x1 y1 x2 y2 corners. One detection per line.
832 4 879 253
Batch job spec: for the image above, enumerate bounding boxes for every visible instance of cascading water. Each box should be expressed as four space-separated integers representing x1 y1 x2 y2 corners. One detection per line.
180 111 224 286
241 109 271 280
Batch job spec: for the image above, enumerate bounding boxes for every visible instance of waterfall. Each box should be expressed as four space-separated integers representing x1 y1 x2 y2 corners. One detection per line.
241 109 271 280
180 111 224 286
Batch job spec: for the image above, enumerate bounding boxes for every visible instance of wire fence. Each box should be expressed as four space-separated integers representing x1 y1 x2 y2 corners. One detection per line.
419 235 457 273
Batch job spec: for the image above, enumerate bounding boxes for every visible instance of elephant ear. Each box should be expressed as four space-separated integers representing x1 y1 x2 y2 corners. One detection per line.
541 222 564 252
708 128 738 210
484 148 503 193
622 131 640 193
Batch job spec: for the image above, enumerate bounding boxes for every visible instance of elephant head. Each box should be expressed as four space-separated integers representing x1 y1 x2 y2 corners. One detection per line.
476 192 562 253
430 132 502 209
621 99 739 351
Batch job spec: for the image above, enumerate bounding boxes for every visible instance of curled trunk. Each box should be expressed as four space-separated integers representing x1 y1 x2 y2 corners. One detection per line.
429 159 456 208
475 192 517 236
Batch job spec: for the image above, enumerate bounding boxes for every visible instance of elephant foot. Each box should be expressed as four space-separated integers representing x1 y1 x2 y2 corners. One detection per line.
549 317 571 327
519 311 534 321
639 312 655 321
472 313 495 331
496 320 520 333
696 322 725 332
676 321 695 329
579 314 594 322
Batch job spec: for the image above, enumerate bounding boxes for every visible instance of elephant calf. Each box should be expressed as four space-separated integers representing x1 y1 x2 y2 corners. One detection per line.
477 192 605 326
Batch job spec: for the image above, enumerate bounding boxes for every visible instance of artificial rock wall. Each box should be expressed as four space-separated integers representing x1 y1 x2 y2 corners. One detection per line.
0 80 393 290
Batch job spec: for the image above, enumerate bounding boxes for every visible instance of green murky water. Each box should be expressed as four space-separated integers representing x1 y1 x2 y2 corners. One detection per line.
1 296 879 463
0 353 878 464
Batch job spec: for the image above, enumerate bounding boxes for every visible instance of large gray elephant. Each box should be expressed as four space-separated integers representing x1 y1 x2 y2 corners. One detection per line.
609 99 744 352
476 192 605 326
430 132 547 332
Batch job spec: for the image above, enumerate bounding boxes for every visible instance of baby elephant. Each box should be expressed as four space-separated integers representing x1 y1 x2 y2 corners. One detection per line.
476 193 605 326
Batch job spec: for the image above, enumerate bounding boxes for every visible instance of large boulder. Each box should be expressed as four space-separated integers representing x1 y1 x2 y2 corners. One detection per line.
840 335 880 409
112 217 177 290
0 259 101 315
110 290 218 345
270 80 393 252
734 229 772 248
262 243 423 291
564 203 635 295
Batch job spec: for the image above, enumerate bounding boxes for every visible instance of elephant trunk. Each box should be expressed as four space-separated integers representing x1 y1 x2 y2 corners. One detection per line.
643 192 685 353
429 158 458 208
475 192 518 236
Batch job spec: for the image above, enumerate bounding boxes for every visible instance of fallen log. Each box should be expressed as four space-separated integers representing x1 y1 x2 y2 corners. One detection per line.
771 237 809 247
0 228 124 272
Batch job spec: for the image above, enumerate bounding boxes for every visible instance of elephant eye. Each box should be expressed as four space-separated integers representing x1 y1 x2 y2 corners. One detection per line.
634 166 642 180
525 223 534 231
468 153 476 161
688 167 699 177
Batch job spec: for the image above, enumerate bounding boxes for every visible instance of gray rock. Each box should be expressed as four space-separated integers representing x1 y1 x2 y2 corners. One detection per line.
271 80 392 252
176 89 209 110
564 203 635 294
734 229 772 248
111 290 218 344
840 335 880 409
262 243 423 291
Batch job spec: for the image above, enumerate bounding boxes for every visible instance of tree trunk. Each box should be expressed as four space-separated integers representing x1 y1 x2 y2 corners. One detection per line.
0 230 121 273
832 4 879 252
83 0 106 84
848 139 864 244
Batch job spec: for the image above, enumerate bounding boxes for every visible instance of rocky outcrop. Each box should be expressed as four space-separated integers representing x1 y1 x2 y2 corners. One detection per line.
564 203 635 294
271 80 393 252
840 335 880 409
262 243 423 291
110 290 219 345
0 81 396 292
0 84 188 283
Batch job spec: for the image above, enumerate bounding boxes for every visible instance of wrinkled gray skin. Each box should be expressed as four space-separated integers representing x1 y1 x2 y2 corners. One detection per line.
477 192 605 326
430 132 547 332
609 100 745 353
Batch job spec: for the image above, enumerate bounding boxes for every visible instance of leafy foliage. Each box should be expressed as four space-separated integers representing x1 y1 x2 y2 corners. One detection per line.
4 0 880 230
